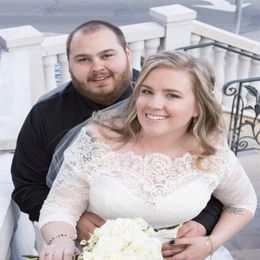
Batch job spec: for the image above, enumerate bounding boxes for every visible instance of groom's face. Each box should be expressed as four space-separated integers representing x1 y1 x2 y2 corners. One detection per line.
68 28 132 106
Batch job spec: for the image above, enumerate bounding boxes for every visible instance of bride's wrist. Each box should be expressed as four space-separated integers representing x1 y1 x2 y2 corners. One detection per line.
205 236 214 255
47 233 76 245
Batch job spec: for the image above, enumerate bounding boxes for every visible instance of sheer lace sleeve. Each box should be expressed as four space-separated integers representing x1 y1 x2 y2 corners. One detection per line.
213 140 257 215
39 127 93 230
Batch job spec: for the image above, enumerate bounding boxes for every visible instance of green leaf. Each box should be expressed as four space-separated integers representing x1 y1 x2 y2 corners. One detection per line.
22 254 81 260
22 254 82 259
255 104 260 117
22 255 39 259
244 85 258 97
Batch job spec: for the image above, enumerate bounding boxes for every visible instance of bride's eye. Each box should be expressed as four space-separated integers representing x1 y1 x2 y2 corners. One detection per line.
141 88 153 95
167 93 180 98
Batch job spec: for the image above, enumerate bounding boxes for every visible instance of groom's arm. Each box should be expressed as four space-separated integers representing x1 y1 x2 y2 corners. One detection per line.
192 196 223 235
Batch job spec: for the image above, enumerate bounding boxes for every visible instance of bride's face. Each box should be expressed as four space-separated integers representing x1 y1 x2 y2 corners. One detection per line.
136 67 199 138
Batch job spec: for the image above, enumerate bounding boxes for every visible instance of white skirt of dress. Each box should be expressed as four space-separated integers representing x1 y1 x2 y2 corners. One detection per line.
206 246 233 260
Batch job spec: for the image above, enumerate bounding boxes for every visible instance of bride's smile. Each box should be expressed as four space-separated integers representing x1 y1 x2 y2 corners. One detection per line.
145 113 169 120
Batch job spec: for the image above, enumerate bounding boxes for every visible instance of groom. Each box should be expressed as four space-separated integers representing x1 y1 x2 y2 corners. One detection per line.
11 20 222 258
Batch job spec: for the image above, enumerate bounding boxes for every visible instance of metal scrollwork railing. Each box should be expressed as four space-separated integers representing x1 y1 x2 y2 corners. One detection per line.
223 77 260 155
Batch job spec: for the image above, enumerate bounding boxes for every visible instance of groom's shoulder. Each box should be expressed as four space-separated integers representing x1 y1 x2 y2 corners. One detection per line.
37 81 74 105
29 81 76 118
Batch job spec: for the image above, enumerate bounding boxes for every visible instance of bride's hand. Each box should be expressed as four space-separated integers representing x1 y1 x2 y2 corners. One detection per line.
162 220 207 259
162 241 186 259
76 211 105 240
168 236 213 260
39 239 80 260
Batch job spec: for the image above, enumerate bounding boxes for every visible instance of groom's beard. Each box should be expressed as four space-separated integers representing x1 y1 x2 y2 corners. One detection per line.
70 62 132 106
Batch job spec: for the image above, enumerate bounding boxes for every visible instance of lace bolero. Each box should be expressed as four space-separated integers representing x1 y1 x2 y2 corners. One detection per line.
39 127 257 231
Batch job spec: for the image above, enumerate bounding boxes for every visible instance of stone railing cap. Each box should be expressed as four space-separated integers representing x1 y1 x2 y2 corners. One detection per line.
150 4 197 23
0 25 43 50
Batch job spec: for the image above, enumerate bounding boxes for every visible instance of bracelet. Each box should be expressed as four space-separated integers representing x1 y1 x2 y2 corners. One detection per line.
47 233 76 245
205 236 214 255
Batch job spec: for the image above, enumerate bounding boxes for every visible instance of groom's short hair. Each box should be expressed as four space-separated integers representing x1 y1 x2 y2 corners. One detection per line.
66 20 127 59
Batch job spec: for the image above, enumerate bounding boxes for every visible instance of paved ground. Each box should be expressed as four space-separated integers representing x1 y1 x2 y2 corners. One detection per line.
0 0 259 41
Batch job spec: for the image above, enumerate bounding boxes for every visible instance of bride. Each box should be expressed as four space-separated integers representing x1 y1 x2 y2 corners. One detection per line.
39 51 256 259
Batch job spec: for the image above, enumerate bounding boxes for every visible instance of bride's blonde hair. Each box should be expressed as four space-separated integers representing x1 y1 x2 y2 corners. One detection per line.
94 51 225 163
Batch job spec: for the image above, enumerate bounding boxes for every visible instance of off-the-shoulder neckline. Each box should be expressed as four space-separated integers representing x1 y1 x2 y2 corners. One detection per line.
83 131 196 161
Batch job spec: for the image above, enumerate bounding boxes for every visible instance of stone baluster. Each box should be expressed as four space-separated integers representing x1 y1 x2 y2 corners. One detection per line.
41 34 68 88
144 38 161 59
222 49 239 108
129 41 144 71
43 55 58 91
213 44 226 103
238 51 251 106
238 52 251 79
58 53 71 85
225 49 239 83
189 34 201 57
149 4 196 50
247 56 260 107
199 37 213 62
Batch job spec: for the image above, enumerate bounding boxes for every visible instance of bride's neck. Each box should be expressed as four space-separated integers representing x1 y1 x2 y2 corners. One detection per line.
136 131 191 157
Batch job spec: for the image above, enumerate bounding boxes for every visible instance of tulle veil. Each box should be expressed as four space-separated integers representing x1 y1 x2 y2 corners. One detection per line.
46 97 130 187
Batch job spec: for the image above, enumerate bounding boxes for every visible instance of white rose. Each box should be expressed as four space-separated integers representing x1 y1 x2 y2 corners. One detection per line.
83 218 163 260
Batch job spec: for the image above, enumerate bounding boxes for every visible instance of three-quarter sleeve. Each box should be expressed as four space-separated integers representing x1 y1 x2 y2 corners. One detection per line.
39 129 91 230
213 150 257 215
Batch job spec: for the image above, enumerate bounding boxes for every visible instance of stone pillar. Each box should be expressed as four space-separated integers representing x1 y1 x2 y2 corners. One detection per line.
0 25 45 104
149 4 197 50
0 25 44 150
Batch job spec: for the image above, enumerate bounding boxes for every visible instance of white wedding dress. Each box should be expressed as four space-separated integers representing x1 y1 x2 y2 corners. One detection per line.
39 126 256 259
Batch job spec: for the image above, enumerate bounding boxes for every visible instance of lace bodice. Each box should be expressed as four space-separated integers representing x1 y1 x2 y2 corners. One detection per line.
39 127 257 232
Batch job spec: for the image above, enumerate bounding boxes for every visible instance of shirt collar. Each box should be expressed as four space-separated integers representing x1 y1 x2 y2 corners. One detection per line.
76 90 106 120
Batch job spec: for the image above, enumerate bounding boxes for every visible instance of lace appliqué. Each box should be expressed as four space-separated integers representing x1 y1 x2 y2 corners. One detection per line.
79 134 231 207
39 129 257 230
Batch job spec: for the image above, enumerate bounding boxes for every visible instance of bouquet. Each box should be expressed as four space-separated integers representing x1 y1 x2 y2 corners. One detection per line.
79 217 163 260
23 218 165 260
